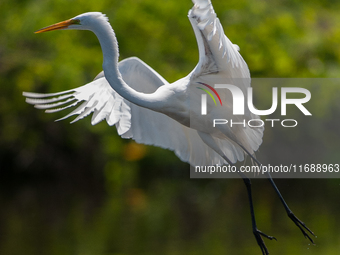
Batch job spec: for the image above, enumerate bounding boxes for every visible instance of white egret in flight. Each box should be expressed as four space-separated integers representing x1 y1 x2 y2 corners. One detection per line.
23 0 315 254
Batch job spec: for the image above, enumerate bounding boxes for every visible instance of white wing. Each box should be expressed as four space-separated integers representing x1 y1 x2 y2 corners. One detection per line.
188 0 264 156
189 0 250 79
23 57 234 166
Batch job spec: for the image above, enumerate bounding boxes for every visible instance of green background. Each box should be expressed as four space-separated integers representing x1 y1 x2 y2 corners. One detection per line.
1 0 340 254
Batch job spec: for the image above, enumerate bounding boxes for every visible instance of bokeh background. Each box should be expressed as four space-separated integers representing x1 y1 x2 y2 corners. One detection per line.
1 0 340 254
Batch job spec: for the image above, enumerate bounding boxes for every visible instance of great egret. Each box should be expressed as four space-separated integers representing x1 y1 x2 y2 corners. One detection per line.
23 0 315 254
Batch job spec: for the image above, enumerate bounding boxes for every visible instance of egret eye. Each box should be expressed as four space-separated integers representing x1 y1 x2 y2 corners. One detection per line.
71 19 81 25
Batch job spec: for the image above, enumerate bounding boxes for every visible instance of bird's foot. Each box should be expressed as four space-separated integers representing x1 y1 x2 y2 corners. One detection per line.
253 228 277 255
288 211 315 243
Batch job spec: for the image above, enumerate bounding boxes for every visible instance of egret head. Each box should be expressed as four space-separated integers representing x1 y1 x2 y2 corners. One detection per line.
35 12 108 33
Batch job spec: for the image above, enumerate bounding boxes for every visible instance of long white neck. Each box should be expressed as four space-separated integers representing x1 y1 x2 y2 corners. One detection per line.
91 19 161 110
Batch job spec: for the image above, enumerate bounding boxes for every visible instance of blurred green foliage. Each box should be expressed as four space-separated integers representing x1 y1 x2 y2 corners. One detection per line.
1 0 340 254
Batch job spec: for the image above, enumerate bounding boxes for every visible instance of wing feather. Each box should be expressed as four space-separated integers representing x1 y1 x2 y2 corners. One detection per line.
189 0 249 78
24 57 233 166
188 0 264 156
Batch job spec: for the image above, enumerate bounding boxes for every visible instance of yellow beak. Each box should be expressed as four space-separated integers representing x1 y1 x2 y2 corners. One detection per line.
35 19 78 33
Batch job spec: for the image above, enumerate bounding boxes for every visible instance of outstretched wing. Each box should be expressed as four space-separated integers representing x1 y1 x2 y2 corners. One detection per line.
188 0 263 155
188 0 250 80
24 57 235 165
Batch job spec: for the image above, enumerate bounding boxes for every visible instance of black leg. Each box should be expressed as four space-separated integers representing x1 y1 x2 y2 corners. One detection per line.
236 144 316 244
239 172 276 255
265 172 315 243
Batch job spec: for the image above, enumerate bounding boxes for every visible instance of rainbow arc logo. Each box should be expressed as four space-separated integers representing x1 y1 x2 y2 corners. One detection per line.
197 82 222 115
